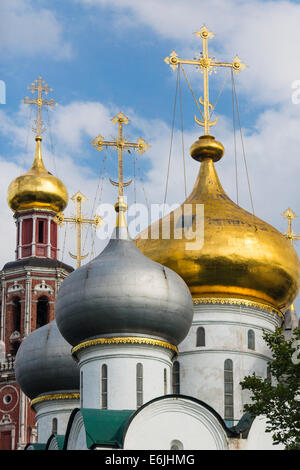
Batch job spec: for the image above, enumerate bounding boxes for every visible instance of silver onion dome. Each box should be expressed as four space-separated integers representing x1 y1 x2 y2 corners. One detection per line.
55 227 194 347
15 320 79 400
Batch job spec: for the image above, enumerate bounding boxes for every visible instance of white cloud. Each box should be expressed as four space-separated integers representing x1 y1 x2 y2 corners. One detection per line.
75 0 300 106
1 97 300 312
53 101 117 151
0 0 72 59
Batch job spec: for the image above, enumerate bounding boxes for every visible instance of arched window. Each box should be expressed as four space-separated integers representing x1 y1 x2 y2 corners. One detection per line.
36 296 49 329
172 361 180 394
224 359 234 421
101 364 107 409
196 327 205 347
52 418 57 435
164 368 167 395
136 363 143 408
38 220 45 243
248 329 255 350
12 297 21 332
170 439 184 450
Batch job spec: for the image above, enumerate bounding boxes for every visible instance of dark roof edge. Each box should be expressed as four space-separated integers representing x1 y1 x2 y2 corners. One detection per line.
45 434 65 450
2 257 74 273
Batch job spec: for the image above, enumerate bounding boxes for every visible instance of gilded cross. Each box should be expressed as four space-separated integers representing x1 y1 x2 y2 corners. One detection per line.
282 208 300 244
23 75 57 137
91 113 149 226
164 26 246 135
54 191 102 268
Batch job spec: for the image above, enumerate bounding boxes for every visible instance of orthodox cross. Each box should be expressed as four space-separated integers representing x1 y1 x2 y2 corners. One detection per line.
91 112 149 226
282 208 300 244
164 26 246 135
23 75 57 137
54 191 102 268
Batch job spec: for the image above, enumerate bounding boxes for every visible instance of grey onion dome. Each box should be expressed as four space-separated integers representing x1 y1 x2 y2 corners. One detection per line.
15 320 79 400
55 227 194 347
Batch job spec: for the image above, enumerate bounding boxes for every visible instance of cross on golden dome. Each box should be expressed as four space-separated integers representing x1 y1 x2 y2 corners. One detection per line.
164 26 246 135
91 112 149 227
23 75 57 137
54 191 102 268
282 208 300 244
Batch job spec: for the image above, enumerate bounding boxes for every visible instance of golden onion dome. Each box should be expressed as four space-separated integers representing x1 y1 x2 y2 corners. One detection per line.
7 136 68 213
135 135 300 312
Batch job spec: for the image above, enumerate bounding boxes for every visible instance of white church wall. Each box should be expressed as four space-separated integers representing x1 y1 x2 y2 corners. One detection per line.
34 398 79 444
244 416 284 450
178 303 281 422
123 396 229 450
77 343 174 410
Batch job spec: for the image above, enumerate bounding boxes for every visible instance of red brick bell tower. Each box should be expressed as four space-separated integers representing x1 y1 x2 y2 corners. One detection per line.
0 76 73 450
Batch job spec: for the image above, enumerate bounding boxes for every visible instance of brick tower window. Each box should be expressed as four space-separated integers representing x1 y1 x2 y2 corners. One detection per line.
36 296 49 329
12 297 21 332
38 220 45 243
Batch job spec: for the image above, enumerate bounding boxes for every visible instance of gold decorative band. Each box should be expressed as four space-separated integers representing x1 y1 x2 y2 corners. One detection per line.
31 392 80 406
193 297 282 317
72 336 178 355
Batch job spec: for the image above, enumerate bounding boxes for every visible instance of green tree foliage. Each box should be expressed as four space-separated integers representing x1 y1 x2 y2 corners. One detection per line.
240 327 300 450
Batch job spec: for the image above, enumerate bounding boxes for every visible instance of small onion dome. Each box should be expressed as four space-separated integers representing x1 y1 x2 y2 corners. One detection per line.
136 136 300 312
55 226 194 347
15 320 79 400
7 136 68 213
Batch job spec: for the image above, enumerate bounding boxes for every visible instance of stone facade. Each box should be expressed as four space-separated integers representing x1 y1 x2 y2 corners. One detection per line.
0 208 73 450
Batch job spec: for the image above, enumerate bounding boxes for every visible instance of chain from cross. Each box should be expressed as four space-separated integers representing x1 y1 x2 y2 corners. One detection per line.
164 26 246 135
91 113 149 227
92 112 149 198
54 191 103 268
22 75 57 137
282 208 300 244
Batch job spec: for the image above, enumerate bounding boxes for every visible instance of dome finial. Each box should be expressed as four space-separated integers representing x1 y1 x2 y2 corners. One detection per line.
283 208 300 244
54 191 102 268
23 75 57 138
91 112 150 230
31 135 47 171
7 77 68 213
164 26 246 136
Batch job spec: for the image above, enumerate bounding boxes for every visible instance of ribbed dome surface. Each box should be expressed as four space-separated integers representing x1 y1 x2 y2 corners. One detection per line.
15 320 79 400
55 228 194 347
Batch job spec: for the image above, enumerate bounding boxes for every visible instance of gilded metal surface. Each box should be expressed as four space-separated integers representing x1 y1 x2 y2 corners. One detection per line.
54 191 102 268
135 136 300 311
72 337 178 356
31 393 80 407
283 208 300 243
7 136 69 213
22 75 57 137
164 26 246 135
192 297 283 317
7 77 68 213
91 112 149 228
190 135 224 162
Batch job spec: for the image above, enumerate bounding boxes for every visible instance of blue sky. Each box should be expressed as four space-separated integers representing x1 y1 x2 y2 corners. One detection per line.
1 0 300 313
